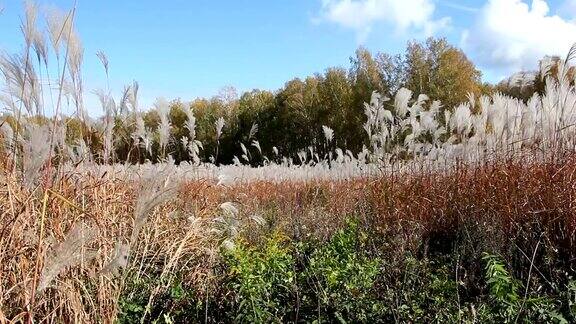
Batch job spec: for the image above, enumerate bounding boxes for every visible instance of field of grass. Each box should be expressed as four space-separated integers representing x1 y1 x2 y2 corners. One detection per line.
3 156 576 322
2 1 576 323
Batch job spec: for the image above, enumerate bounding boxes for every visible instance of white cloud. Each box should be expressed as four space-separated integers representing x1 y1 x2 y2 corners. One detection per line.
318 0 450 41
463 0 576 74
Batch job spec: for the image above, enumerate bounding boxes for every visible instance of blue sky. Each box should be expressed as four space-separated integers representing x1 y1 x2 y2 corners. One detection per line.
0 0 575 113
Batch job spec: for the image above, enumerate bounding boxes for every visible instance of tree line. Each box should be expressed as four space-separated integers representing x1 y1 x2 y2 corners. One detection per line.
5 37 555 165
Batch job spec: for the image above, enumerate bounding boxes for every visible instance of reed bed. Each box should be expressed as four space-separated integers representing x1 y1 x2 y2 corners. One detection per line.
2 155 576 321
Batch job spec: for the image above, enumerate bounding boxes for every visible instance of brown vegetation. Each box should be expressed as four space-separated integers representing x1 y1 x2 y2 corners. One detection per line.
2 153 576 321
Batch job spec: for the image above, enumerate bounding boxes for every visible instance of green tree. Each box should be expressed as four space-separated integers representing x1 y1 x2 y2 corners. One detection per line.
405 37 482 109
317 68 354 151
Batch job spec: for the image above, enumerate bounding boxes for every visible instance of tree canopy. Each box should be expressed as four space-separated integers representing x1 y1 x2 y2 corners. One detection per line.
17 37 502 165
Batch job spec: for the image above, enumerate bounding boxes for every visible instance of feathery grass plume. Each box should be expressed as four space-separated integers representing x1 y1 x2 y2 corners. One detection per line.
248 122 258 139
31 18 47 115
363 92 395 159
59 77 74 105
240 142 249 162
118 84 131 115
130 167 179 246
345 149 354 160
32 28 48 68
180 136 189 153
101 241 130 276
466 92 476 110
213 202 240 250
64 20 85 121
395 87 412 118
92 89 116 162
129 80 139 112
102 115 114 163
297 150 307 164
507 71 536 90
0 92 16 112
251 140 262 155
132 112 147 147
183 103 202 164
1 120 14 149
214 116 225 163
45 6 69 60
142 130 153 156
322 125 334 143
250 212 266 227
215 116 225 140
155 97 171 157
21 124 51 188
308 146 315 161
96 50 109 78
539 56 557 82
0 53 41 115
37 221 97 293
22 1 39 48
183 102 196 138
451 103 472 136
66 29 83 82
93 88 115 116
133 112 145 137
216 172 230 185
52 117 67 151
335 148 344 163
68 138 91 164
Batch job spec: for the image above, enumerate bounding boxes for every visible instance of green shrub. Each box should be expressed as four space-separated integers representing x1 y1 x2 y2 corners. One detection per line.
117 273 203 323
304 220 383 322
482 253 567 323
388 255 462 323
224 234 296 322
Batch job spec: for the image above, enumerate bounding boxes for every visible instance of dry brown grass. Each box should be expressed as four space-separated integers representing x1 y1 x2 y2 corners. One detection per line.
1 154 576 322
0 172 213 322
